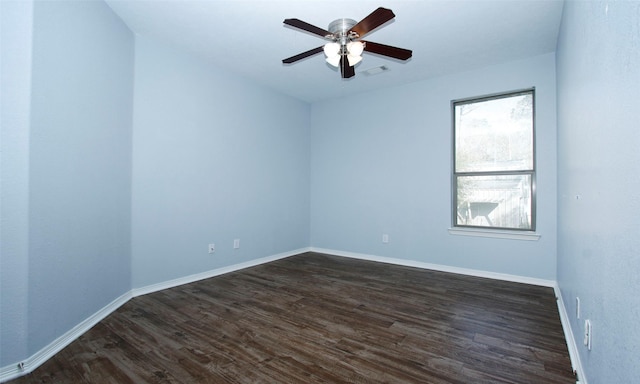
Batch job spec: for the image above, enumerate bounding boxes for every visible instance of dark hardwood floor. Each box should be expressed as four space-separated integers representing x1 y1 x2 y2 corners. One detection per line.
9 252 575 383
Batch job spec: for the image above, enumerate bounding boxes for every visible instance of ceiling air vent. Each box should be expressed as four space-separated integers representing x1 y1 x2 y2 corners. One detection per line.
362 65 389 76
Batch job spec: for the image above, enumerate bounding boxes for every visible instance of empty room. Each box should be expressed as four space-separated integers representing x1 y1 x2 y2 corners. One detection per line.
1 0 639 383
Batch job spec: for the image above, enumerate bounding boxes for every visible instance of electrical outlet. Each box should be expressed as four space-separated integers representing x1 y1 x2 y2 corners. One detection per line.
576 297 581 319
233 239 240 249
382 234 389 243
584 319 592 350
208 243 215 254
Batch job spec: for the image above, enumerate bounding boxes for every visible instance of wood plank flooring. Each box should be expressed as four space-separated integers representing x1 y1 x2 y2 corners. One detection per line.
8 252 576 383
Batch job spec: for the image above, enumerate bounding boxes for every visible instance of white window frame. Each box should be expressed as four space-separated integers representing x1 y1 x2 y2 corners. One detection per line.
451 89 537 237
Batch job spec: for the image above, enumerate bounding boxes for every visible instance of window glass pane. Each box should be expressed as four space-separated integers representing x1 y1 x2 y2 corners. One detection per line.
456 174 532 230
455 93 533 173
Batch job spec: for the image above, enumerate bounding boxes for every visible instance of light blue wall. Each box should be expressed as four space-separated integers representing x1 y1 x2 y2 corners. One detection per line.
311 53 558 279
0 0 34 368
131 37 310 288
26 0 134 359
556 1 640 382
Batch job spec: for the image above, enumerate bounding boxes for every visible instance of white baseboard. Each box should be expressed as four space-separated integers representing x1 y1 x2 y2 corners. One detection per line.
0 291 132 383
0 247 310 382
131 247 311 297
553 283 587 384
2 247 585 384
312 247 585 384
313 247 586 383
310 247 556 287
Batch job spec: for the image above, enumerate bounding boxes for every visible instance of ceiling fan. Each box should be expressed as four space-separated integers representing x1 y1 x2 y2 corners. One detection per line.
282 7 412 79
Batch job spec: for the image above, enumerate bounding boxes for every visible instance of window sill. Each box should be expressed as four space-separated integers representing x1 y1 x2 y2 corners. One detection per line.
448 227 541 241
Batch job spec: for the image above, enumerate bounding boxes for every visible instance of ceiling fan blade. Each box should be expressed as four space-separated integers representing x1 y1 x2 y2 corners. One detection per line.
282 46 324 64
362 41 412 61
284 18 332 38
340 56 355 79
350 7 395 38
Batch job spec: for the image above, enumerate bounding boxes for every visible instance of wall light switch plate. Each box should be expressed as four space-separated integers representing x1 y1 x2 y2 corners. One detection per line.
208 244 215 254
233 239 240 249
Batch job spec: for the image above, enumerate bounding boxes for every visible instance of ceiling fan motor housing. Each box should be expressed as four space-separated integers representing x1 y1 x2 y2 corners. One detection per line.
328 18 358 45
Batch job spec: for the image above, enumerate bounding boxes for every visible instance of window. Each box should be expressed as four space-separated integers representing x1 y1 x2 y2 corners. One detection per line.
453 89 535 231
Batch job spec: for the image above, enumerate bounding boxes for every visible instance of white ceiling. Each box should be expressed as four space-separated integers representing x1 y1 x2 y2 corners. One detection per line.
105 0 564 103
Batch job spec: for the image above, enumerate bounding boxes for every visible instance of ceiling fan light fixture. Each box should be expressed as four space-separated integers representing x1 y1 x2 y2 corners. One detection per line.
347 41 364 56
323 42 340 58
347 54 362 66
326 55 341 67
